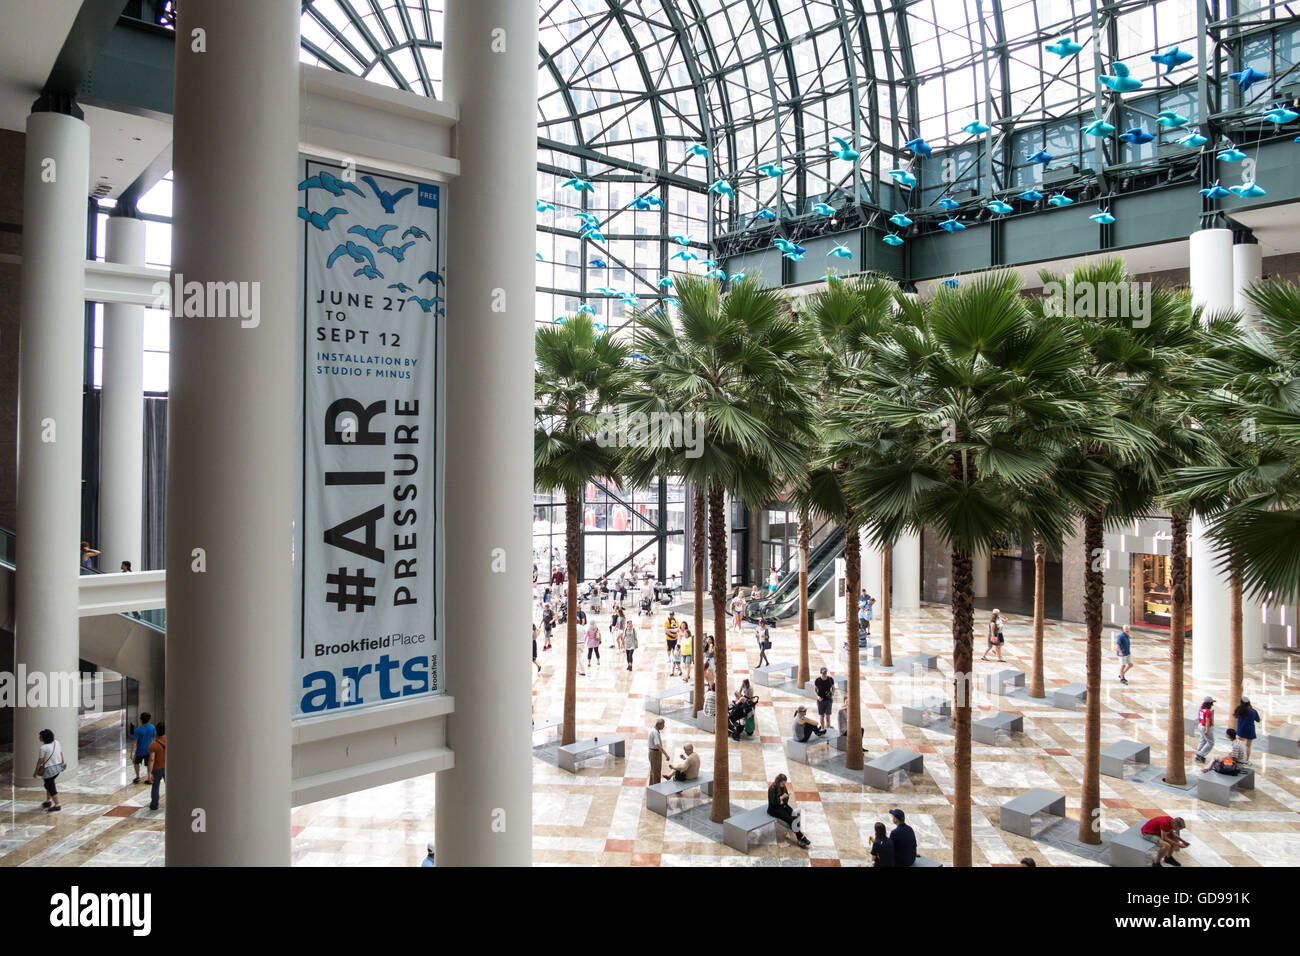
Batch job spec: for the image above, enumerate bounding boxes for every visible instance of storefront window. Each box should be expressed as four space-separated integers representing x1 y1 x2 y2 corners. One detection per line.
1131 553 1192 632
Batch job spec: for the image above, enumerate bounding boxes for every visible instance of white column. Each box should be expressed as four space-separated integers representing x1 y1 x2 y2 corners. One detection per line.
1232 242 1262 326
13 109 90 774
100 215 146 574
436 0 537 867
893 530 921 610
164 0 298 866
1190 229 1234 679
972 548 989 599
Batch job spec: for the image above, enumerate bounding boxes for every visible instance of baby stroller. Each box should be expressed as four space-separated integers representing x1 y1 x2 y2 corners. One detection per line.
727 697 757 741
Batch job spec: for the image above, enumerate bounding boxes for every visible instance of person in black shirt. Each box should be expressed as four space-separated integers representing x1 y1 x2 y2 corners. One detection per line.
767 773 811 849
541 605 555 650
888 808 917 867
870 821 894 867
814 667 834 730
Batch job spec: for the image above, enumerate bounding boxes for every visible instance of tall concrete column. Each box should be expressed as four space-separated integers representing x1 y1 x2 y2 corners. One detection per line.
893 530 921 610
13 108 90 774
436 0 537 866
164 0 298 866
1233 239 1265 663
972 549 989 599
1190 229 1234 679
100 214 145 575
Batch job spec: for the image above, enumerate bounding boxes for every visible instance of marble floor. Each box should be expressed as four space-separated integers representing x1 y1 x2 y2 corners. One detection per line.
3 602 1298 866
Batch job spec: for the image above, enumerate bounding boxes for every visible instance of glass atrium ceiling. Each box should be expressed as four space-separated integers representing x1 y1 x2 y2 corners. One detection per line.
296 0 1300 325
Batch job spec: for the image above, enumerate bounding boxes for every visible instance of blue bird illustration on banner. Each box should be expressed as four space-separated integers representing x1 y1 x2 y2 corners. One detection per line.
299 170 364 197
1156 110 1190 129
298 206 347 230
1229 67 1266 93
905 137 933 158
348 223 396 245
388 282 413 293
360 175 413 214
888 212 913 227
326 241 376 270
939 217 965 232
402 225 431 241
882 233 904 246
1150 46 1193 73
406 295 443 312
1090 207 1116 224
830 136 860 161
1099 62 1143 93
1118 127 1154 145
1200 181 1231 199
418 271 444 285
353 265 383 280
378 241 416 262
1045 36 1084 58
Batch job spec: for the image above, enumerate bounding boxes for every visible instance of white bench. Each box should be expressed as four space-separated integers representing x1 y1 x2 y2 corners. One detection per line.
840 642 881 661
531 715 562 740
902 697 951 727
972 712 1023 745
983 669 1025 695
1100 740 1150 779
864 748 924 790
646 773 715 815
999 789 1066 837
723 805 793 853
1183 712 1202 737
557 734 626 773
907 855 942 867
894 653 938 672
695 710 715 733
1052 683 1086 709
1197 767 1255 807
1266 723 1299 758
785 728 839 763
753 662 797 686
1109 821 1158 867
644 685 693 714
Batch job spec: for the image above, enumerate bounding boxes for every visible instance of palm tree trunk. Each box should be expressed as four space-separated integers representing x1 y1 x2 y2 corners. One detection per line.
950 545 974 867
797 508 810 688
881 545 893 668
1230 558 1243 712
1165 510 1188 785
1029 537 1046 698
1078 509 1103 845
692 487 706 717
707 484 730 822
561 491 581 746
844 511 863 771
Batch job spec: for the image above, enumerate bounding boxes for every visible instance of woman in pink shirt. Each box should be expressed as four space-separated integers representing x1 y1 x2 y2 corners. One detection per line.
584 620 602 668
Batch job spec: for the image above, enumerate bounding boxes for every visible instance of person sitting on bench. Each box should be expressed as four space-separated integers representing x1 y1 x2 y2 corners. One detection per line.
665 742 700 782
735 678 757 705
1140 815 1189 867
888 809 917 867
767 773 811 849
792 705 827 742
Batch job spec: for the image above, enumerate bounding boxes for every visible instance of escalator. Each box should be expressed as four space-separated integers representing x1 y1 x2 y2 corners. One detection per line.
745 521 844 623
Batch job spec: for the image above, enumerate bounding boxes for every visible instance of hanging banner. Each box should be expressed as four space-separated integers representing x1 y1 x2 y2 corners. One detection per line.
296 157 444 718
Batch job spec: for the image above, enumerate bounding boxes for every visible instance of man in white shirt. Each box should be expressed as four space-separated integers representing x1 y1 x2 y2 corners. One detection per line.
667 742 700 781
647 718 670 785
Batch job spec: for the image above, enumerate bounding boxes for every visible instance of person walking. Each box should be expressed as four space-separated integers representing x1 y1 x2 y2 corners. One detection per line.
648 718 670 785
679 622 694 683
146 722 166 811
532 623 541 673
131 712 157 784
766 773 811 848
755 616 772 668
1114 624 1134 684
584 617 602 668
34 729 65 813
1234 698 1261 763
1194 696 1216 764
730 588 745 632
541 603 555 651
612 607 626 653
663 612 680 674
768 567 780 593
623 618 638 671
980 609 1006 662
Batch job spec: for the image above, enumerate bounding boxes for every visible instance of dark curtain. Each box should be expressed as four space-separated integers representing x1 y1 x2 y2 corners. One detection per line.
81 388 101 560
142 396 167 570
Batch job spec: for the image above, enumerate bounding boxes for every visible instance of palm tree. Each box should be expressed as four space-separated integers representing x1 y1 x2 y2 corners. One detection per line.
534 315 632 746
628 275 816 821
841 272 1098 865
1027 537 1047 698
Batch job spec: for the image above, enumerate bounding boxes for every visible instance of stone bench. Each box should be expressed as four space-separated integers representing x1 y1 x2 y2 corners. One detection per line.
1100 740 1150 779
902 697 951 727
723 805 793 853
1109 821 1158 868
753 662 798 687
786 729 839 764
864 748 924 790
557 734 626 773
999 788 1066 837
972 712 1023 745
983 669 1026 695
695 710 715 733
906 855 942 867
1184 712 1203 737
644 685 694 714
1052 683 1086 710
894 653 938 672
1266 723 1300 758
531 715 562 738
646 772 715 816
1196 767 1255 807
840 642 881 661
795 674 848 699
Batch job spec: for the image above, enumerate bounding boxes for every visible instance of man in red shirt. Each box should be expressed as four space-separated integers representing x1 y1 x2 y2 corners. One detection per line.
1139 815 1188 867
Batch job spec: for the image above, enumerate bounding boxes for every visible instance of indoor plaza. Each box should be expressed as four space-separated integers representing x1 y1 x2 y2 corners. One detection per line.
0 0 1298 876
